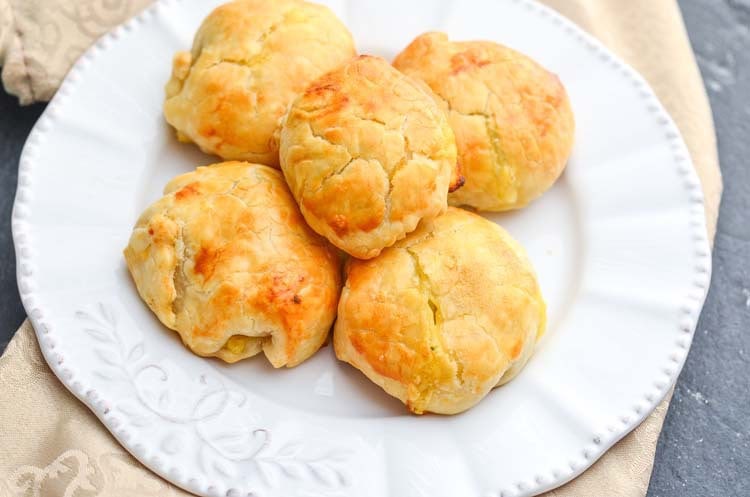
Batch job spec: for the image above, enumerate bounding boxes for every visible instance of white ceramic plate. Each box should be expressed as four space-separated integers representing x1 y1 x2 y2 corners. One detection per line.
12 0 711 496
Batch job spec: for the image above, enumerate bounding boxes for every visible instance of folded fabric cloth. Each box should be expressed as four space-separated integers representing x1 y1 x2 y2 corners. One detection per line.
0 0 152 103
0 0 721 496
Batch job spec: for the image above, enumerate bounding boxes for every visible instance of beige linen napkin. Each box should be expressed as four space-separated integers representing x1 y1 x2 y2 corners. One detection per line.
0 1 721 496
0 0 152 104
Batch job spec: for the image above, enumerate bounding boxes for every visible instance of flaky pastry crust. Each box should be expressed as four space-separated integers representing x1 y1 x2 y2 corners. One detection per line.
394 32 575 211
280 55 460 259
164 0 356 167
124 162 342 367
334 207 546 414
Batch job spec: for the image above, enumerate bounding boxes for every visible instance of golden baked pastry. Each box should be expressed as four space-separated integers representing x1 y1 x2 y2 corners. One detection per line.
280 55 461 260
334 207 546 414
164 0 356 167
123 162 342 367
393 32 575 211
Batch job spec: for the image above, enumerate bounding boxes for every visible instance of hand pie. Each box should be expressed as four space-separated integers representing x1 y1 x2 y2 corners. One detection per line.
164 0 356 167
334 207 546 414
280 55 461 260
394 32 575 211
124 162 342 367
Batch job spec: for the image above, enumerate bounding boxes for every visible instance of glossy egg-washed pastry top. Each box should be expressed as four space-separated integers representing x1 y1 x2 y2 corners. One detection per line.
280 55 461 260
164 0 356 167
394 32 574 211
124 162 342 367
334 207 546 414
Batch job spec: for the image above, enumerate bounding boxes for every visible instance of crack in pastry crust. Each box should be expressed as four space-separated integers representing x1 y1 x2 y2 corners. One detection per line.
280 55 460 259
163 0 356 167
394 31 575 211
334 207 546 414
124 162 342 367
405 247 466 392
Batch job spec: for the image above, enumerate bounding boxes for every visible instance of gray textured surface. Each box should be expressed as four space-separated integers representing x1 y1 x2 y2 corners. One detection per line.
0 91 44 350
0 1 747 495
648 1 750 496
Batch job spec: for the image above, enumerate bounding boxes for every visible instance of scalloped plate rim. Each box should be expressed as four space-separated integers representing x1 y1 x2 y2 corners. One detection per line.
11 0 712 496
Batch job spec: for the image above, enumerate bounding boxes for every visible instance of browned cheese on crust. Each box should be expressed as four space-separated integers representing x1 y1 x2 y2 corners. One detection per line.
334 207 546 414
124 162 342 367
164 0 356 167
394 32 575 211
280 55 460 259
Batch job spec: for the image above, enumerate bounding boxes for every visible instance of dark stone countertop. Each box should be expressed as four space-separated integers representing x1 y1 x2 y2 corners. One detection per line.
648 1 750 496
0 0 747 495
